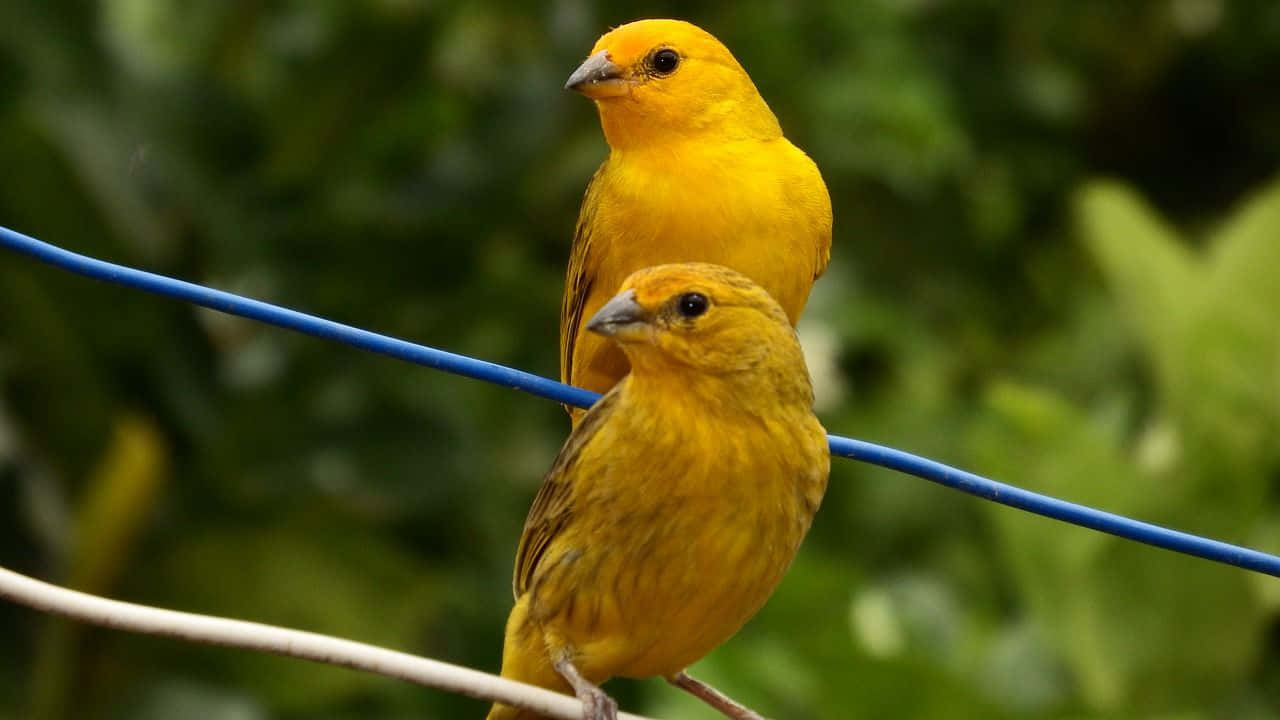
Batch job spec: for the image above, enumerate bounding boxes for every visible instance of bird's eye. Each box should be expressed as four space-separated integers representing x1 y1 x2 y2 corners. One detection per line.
649 48 680 75
676 292 709 318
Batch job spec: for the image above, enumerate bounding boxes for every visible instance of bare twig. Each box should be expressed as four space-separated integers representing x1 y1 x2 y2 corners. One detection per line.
0 566 653 720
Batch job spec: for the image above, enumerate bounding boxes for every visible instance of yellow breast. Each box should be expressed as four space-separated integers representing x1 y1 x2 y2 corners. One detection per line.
569 139 831 396
595 139 828 317
530 385 829 680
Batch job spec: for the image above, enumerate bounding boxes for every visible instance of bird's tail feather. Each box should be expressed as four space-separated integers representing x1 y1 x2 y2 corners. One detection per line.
486 600 572 719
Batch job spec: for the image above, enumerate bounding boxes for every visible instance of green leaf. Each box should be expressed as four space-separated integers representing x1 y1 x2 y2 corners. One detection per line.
970 381 1264 712
1078 178 1280 509
1075 180 1198 388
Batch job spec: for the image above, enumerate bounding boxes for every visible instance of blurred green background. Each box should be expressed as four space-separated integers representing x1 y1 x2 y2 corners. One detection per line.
2 1 1279 718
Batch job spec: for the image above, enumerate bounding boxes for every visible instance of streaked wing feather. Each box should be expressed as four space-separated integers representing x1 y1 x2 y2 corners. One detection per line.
560 163 607 388
513 388 620 598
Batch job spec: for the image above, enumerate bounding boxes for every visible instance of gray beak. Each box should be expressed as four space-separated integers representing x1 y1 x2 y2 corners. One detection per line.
586 289 648 336
565 50 624 92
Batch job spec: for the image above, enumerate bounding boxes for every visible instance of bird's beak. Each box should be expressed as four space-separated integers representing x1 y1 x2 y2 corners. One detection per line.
586 289 650 339
565 51 629 99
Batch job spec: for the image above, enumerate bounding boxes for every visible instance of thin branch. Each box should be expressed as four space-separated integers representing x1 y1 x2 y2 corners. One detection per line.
0 565 653 720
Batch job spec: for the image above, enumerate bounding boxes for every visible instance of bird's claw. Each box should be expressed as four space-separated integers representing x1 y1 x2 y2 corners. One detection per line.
577 685 618 720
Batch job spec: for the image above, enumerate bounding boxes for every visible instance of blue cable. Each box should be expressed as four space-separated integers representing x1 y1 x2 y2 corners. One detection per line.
4 224 1279 578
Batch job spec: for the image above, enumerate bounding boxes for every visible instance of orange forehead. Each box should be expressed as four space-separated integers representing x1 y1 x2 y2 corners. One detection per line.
621 263 759 307
590 18 720 65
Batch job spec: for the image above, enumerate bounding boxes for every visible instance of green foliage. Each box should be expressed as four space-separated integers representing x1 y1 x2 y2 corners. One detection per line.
149 523 440 710
2 1 1280 718
972 382 1262 712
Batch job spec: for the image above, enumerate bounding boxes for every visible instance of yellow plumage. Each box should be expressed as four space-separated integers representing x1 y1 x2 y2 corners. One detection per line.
489 264 830 720
560 19 832 413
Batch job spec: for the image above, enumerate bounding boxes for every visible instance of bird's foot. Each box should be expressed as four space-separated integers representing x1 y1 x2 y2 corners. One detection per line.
668 671 765 720
574 684 618 720
553 655 618 720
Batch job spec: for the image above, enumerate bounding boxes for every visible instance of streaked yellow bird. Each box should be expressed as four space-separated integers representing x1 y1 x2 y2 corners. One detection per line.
489 264 830 720
560 19 832 418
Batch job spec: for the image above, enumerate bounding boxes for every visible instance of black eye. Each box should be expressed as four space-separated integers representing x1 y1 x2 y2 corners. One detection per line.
649 48 679 75
676 292 708 318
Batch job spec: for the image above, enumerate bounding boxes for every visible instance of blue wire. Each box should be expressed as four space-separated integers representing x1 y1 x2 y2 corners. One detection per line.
4 224 1279 578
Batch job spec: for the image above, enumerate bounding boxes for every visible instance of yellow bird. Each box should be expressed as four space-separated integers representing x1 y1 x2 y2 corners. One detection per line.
489 264 830 720
560 19 832 416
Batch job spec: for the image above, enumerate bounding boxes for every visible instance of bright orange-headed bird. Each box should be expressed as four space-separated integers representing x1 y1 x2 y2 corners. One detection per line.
489 264 830 720
560 19 832 418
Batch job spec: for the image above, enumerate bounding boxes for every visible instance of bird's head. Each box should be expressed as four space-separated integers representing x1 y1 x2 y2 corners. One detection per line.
565 19 781 149
587 263 812 403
